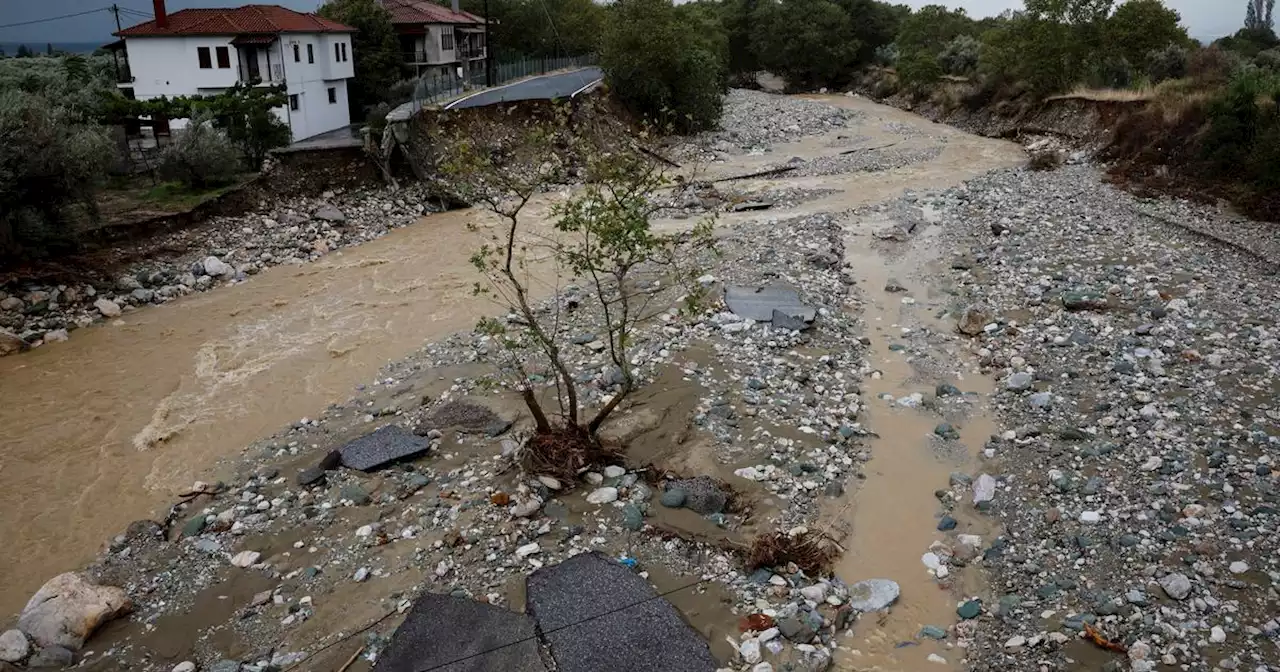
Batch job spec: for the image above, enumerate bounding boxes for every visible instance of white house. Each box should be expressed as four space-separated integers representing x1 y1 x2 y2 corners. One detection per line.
113 1 357 142
381 0 487 81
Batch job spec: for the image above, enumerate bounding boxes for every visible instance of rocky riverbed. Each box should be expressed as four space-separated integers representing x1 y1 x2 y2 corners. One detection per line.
2 89 1277 672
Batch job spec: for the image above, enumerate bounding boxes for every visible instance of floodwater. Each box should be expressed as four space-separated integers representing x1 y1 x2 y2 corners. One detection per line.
0 92 1023 638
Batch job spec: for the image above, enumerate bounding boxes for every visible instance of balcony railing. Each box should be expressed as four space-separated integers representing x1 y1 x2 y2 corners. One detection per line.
458 45 485 59
238 64 284 85
404 50 429 64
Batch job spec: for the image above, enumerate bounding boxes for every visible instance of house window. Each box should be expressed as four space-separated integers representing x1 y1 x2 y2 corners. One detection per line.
341 43 348 61
327 87 336 104
293 43 300 62
306 44 314 63
335 43 340 61
197 46 212 69
215 46 230 68
441 32 454 51
289 94 299 111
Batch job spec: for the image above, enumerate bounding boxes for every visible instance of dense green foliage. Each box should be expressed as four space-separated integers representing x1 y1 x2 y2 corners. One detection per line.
0 89 113 257
1202 68 1280 192
600 0 726 133
318 0 403 119
460 0 606 60
751 0 861 89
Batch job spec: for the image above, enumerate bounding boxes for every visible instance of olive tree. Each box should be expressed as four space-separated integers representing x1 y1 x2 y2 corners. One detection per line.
441 108 712 478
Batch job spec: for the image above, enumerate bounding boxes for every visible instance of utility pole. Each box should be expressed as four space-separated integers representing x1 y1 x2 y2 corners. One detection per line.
110 4 123 82
484 0 493 87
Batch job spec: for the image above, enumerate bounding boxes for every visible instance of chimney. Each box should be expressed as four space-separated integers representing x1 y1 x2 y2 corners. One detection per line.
451 0 460 13
153 0 168 28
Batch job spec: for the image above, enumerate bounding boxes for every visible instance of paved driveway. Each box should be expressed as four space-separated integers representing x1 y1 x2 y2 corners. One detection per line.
445 67 603 110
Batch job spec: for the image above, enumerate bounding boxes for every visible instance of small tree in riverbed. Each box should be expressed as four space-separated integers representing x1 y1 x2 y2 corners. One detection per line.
442 109 712 478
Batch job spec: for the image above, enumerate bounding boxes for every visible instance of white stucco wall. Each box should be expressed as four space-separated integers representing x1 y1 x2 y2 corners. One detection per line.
125 36 241 97
123 32 353 142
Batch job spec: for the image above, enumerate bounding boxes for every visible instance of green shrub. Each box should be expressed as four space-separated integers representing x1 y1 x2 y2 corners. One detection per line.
1256 48 1280 71
896 50 943 91
874 44 899 67
1090 55 1136 89
601 0 726 133
939 35 980 76
158 112 242 188
1146 44 1189 82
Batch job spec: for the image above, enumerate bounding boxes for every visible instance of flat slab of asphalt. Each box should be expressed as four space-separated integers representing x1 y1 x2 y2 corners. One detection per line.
446 67 602 110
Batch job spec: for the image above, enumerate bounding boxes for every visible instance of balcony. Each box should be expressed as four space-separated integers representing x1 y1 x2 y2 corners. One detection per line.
404 50 430 64
239 63 285 86
458 45 486 60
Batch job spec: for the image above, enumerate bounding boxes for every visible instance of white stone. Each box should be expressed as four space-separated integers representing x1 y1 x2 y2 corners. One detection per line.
230 550 261 567
752 664 774 672
800 584 828 602
734 466 761 481
1079 511 1102 524
1229 561 1249 574
603 465 626 478
739 638 761 664
1128 641 1151 661
757 627 779 642
1140 456 1163 471
202 256 233 277
17 572 132 650
516 543 541 559
355 524 374 537
586 487 618 504
927 653 948 664
537 476 562 490
0 629 30 663
922 552 943 570
1210 625 1226 643
353 567 370 582
1004 635 1026 650
43 329 69 343
173 663 197 672
94 298 122 318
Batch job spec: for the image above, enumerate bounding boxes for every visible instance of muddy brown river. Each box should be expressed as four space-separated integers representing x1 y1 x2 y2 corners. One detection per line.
0 93 1023 654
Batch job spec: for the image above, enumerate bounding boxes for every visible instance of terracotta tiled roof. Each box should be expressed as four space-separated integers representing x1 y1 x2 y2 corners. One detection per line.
380 0 484 25
115 4 354 37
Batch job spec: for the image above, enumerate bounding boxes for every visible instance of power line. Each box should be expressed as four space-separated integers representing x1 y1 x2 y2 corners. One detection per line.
0 7 112 30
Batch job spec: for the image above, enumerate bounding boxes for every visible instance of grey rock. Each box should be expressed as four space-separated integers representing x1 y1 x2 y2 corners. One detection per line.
777 615 815 643
1159 573 1192 600
130 288 155 303
620 503 644 531
26 645 73 668
1005 372 1033 391
372 593 545 672
313 205 346 223
659 489 687 508
209 662 242 672
341 484 371 505
93 299 121 318
297 467 326 486
0 630 29 663
845 578 900 612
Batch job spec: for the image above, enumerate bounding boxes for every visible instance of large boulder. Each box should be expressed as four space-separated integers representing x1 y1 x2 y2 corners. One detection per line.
93 299 122 318
956 304 990 336
0 330 26 357
18 573 132 650
201 256 234 278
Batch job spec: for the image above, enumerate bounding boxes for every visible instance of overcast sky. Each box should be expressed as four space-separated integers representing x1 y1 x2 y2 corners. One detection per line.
0 0 1247 44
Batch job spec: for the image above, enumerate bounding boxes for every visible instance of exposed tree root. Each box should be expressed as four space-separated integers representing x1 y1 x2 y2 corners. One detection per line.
520 424 622 484
747 531 839 576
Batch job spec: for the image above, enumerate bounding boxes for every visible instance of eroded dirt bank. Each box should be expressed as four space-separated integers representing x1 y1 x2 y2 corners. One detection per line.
4 88 1277 672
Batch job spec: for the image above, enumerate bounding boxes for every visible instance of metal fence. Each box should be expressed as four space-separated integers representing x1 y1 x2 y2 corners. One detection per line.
408 55 596 112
